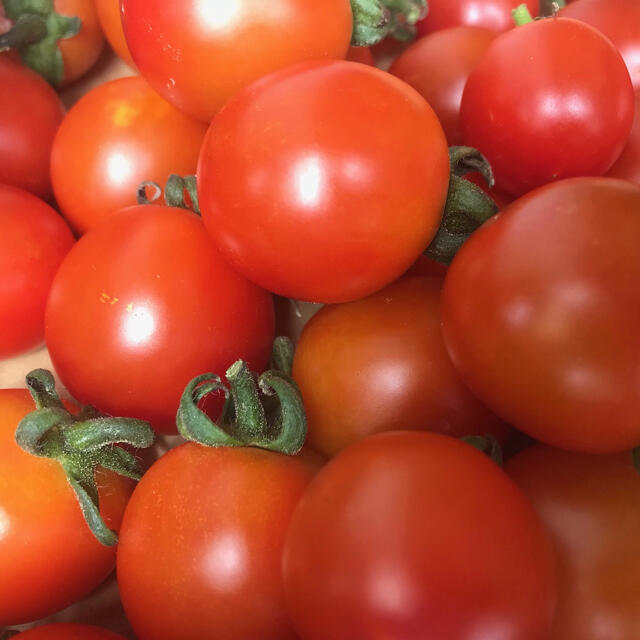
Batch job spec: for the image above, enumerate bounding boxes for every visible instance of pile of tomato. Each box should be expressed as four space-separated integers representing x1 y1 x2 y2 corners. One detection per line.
1 0 640 638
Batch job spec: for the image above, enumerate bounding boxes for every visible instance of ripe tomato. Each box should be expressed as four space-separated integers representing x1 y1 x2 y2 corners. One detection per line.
390 26 497 144
0 57 64 200
283 431 557 640
0 390 133 625
14 624 127 640
95 0 134 66
198 60 450 303
121 0 353 122
117 443 319 640
442 178 640 453
45 205 274 433
507 446 640 639
293 277 508 458
461 16 634 196
0 185 74 360
607 92 640 186
50 76 207 235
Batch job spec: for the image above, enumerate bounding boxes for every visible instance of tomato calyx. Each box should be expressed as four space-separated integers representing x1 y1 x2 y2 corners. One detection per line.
137 175 200 215
350 0 427 46
512 3 535 25
270 335 294 377
462 434 504 465
15 369 155 546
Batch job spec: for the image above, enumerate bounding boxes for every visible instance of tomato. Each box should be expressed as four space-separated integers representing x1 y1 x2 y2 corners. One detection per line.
292 277 508 458
121 0 353 122
95 0 134 66
390 26 497 144
345 46 374 65
50 76 207 235
442 178 640 454
45 205 274 433
14 624 127 640
117 443 319 640
283 431 557 640
607 92 640 186
464 171 514 209
198 60 450 303
0 57 64 200
461 16 634 196
507 446 640 639
0 185 74 360
0 389 133 625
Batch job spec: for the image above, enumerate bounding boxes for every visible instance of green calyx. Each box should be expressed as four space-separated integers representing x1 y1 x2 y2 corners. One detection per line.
512 4 535 25
16 370 155 546
177 338 306 455
1 0 81 86
462 434 504 466
350 0 428 46
538 0 564 17
137 175 200 215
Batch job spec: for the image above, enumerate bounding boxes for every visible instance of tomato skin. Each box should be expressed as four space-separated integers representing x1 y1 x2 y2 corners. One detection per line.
15 624 128 640
461 17 634 196
50 76 208 235
607 92 640 186
95 0 134 66
283 431 556 640
345 46 375 65
198 60 450 303
117 443 319 640
121 0 353 122
442 178 640 453
506 446 640 639
0 390 133 626
45 205 275 434
0 185 74 359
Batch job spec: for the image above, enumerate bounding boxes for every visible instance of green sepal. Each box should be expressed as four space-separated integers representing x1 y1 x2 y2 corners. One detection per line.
462 435 504 466
538 0 564 16
512 3 535 25
270 336 295 377
165 174 200 214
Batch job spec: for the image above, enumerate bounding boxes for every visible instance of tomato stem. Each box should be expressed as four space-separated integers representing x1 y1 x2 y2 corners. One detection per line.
165 174 200 214
136 181 162 205
350 0 427 46
270 336 295 377
539 0 565 16
449 146 495 188
0 13 46 50
512 4 535 25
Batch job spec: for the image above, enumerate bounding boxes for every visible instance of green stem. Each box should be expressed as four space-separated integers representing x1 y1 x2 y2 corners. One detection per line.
0 13 46 50
539 0 564 16
449 146 495 187
164 174 200 214
136 181 162 205
512 3 534 25
462 435 504 466
349 0 427 45
270 336 295 377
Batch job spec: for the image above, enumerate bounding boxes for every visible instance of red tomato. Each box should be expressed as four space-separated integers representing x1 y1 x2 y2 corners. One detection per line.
50 76 208 235
0 185 74 359
117 444 319 640
45 205 274 433
607 92 640 186
405 254 449 277
345 46 375 65
390 26 497 144
0 390 133 625
121 0 353 122
0 58 64 200
283 431 557 640
15 624 127 640
198 60 450 303
442 178 640 453
507 446 640 639
461 16 634 196
95 0 134 66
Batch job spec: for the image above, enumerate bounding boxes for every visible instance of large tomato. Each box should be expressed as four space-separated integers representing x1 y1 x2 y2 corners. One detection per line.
607 92 640 186
14 625 127 640
283 431 557 640
442 178 640 453
121 0 353 122
198 60 450 303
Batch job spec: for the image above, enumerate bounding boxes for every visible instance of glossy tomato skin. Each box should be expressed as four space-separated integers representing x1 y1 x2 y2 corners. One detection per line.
390 26 497 144
0 185 75 359
461 17 634 196
293 277 508 458
0 390 133 626
442 178 640 453
45 205 275 433
0 58 64 200
117 443 319 640
50 76 207 235
607 92 640 186
95 0 134 66
198 61 450 303
283 431 556 640
121 0 353 122
15 624 128 640
507 446 640 639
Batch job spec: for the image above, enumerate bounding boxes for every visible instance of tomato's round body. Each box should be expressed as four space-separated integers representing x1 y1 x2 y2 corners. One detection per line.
0 390 133 625
50 76 207 234
607 93 640 186
15 624 128 640
283 431 557 640
442 178 640 453
95 0 134 66
117 443 319 640
198 61 450 303
45 205 275 433
121 0 353 122
461 17 634 196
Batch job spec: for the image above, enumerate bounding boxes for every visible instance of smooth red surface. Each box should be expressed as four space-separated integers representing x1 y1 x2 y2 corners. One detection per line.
607 92 640 186
198 60 450 303
16 624 127 640
442 178 640 453
283 431 557 640
95 0 134 66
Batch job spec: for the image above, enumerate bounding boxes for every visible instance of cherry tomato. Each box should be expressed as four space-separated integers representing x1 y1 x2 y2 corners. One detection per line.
198 60 450 303
507 446 640 639
50 76 208 235
14 624 127 640
390 26 497 144
95 0 134 66
0 390 133 625
0 57 64 200
117 444 319 640
45 205 274 433
121 0 353 122
442 178 640 453
461 16 634 196
283 431 557 640
607 92 640 186
0 185 74 360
